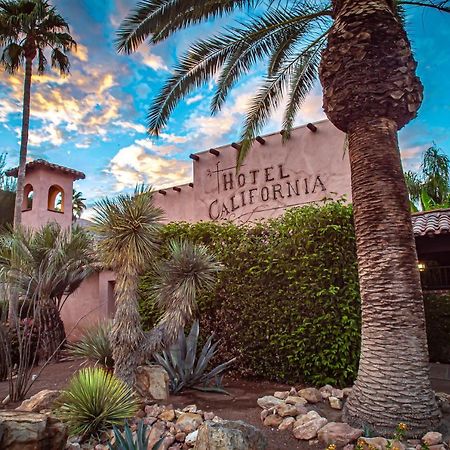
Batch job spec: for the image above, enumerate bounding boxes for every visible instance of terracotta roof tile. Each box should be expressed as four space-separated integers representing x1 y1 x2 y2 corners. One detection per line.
412 209 450 237
5 159 85 180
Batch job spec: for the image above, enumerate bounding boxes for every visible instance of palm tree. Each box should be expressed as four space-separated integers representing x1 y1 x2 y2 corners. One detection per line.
405 144 450 211
91 186 164 386
72 190 87 220
0 0 77 228
0 223 94 359
117 0 450 435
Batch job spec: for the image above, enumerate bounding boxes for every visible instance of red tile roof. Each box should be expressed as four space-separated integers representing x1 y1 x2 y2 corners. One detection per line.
412 209 450 237
6 159 85 180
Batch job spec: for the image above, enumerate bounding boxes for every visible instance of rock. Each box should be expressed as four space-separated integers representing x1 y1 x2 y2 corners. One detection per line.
319 385 334 399
278 417 295 431
357 437 388 450
194 420 267 450
423 432 443 446
428 446 445 450
295 410 321 426
318 422 363 447
203 412 215 421
66 444 81 450
389 441 405 450
275 403 298 417
298 388 322 404
145 404 163 417
294 404 308 416
260 409 270 421
186 430 198 446
159 409 176 422
343 445 354 450
176 413 204 433
293 418 328 440
144 417 158 426
148 421 166 449
160 436 176 450
0 410 67 450
16 390 61 413
263 414 283 428
257 396 284 409
168 445 182 450
183 405 198 413
175 432 186 441
328 396 343 410
331 388 344 399
274 391 289 400
289 387 298 396
285 396 308 406
135 365 169 401
343 387 353 397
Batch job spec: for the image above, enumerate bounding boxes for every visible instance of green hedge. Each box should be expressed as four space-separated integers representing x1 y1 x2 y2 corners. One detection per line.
140 202 361 386
424 293 450 363
0 190 14 228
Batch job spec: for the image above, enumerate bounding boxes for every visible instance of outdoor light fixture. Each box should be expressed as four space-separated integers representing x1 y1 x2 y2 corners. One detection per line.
418 262 426 272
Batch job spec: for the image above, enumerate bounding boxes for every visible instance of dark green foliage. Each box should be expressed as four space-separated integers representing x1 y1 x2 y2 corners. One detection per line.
154 320 235 394
424 293 450 363
108 420 164 450
0 190 15 228
140 202 361 386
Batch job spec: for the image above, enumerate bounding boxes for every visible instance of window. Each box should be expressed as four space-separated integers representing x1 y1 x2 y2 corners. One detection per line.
22 184 33 211
48 185 64 213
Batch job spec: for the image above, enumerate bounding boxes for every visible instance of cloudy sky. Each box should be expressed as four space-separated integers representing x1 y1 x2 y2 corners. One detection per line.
0 1 449 215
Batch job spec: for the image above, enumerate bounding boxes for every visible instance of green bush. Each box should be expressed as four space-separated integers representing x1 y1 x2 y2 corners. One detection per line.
56 367 138 438
424 293 450 363
140 202 361 386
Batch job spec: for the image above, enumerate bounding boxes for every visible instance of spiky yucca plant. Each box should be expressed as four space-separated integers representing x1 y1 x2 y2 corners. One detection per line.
145 239 222 355
69 321 114 370
109 420 164 450
91 186 163 386
56 367 138 438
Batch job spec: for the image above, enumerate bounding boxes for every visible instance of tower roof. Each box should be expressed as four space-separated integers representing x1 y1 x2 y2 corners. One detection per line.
6 159 85 181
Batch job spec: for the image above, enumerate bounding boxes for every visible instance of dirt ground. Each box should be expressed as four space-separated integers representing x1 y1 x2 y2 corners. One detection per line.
1 360 450 450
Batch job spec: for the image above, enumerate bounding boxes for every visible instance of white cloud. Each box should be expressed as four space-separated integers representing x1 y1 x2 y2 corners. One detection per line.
137 47 170 72
114 120 147 134
186 94 204 105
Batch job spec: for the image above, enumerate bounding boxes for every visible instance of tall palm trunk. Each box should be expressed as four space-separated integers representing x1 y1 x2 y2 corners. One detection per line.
8 55 33 326
111 269 145 386
319 0 440 435
39 298 66 361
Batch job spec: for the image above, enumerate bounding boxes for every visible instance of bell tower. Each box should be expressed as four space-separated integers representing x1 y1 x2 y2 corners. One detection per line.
6 159 85 230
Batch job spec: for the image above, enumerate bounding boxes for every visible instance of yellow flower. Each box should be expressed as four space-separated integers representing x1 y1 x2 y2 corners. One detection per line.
327 445 337 450
398 423 407 431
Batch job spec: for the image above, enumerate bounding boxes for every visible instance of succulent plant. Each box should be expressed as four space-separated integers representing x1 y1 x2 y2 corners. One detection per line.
154 320 235 394
108 420 164 450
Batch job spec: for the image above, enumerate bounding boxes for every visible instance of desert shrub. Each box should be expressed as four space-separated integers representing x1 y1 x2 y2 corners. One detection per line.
69 321 114 369
56 367 138 438
140 202 361 386
109 420 164 450
154 320 235 394
424 293 450 363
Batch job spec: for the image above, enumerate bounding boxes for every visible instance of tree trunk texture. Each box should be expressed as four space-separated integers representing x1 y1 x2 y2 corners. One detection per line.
39 298 66 361
344 118 440 434
13 56 33 229
111 270 145 387
319 0 440 435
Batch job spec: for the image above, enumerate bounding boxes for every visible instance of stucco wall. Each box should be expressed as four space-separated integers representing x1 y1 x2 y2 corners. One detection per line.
21 166 73 230
153 120 351 224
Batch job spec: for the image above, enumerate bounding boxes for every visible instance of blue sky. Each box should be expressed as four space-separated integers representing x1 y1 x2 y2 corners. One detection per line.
0 1 449 217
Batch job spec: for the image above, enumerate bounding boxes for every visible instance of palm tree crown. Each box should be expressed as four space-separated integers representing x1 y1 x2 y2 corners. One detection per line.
0 0 76 75
117 0 450 165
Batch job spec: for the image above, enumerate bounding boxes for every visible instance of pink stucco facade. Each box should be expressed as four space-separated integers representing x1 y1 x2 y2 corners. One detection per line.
153 120 351 223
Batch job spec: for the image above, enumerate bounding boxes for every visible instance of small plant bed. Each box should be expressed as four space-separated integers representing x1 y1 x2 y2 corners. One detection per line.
258 386 450 449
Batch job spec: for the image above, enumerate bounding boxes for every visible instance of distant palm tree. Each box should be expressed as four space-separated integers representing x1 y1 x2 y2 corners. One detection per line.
0 223 94 359
72 190 86 220
117 0 449 434
0 0 77 228
91 186 164 385
405 144 450 211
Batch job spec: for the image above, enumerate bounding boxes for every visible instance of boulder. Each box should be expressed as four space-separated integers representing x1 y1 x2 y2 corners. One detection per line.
356 437 388 450
135 365 169 401
257 396 284 409
319 385 334 399
293 417 327 440
176 413 203 433
285 396 308 406
16 390 61 413
159 409 176 422
328 396 343 410
194 420 267 450
263 414 283 428
318 422 363 447
0 410 67 450
331 388 344 399
278 417 295 431
275 403 298 417
422 432 443 446
273 391 289 400
294 410 321 426
148 421 166 449
298 388 322 404
343 387 353 397
186 430 198 445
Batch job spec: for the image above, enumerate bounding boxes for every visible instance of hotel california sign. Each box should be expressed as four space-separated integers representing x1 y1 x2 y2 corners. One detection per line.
153 120 352 224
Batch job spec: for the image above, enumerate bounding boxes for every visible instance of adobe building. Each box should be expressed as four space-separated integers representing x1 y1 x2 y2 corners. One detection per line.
5 159 116 337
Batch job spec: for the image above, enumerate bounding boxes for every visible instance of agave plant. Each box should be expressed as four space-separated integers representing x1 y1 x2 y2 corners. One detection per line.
56 367 138 438
109 420 164 450
154 320 235 394
69 322 114 370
